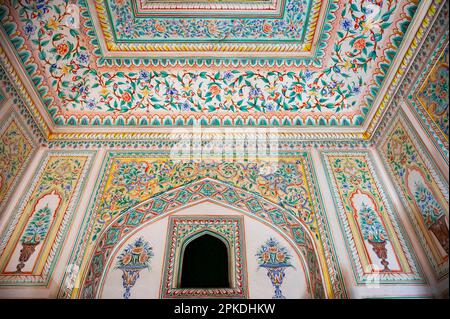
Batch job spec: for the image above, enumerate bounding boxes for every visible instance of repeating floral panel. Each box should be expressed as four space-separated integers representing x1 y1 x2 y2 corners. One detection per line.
379 113 449 280
322 151 423 283
0 0 418 127
0 115 35 214
0 151 94 286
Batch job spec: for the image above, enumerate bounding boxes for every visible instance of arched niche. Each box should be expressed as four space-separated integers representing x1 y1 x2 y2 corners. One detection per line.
178 231 231 289
81 178 326 299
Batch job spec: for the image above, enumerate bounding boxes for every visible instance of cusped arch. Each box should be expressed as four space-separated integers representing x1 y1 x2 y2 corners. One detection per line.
178 230 231 289
79 178 327 299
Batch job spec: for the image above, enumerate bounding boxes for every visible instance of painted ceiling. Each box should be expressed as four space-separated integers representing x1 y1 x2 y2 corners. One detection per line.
0 0 423 139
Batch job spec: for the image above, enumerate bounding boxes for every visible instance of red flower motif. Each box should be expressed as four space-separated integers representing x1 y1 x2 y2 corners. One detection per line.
263 23 272 33
209 85 221 96
155 24 166 33
292 85 304 94
122 92 132 102
56 43 69 56
354 38 366 50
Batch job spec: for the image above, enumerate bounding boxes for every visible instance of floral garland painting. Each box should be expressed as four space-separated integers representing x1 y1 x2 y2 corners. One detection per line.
0 0 418 126
115 237 154 299
256 238 293 299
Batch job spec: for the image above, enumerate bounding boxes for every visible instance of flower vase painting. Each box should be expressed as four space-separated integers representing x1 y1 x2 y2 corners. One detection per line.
351 191 401 273
16 191 60 273
17 205 53 272
407 169 449 255
256 238 293 299
115 237 154 299
358 202 391 272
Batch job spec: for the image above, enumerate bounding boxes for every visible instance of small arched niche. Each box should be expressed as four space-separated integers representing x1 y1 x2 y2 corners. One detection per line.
179 232 230 289
163 215 247 298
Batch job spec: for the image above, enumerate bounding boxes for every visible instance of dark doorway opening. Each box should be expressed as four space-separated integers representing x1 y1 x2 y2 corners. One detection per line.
180 233 230 288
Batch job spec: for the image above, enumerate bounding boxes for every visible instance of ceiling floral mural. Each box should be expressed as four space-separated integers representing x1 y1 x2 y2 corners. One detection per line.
0 0 419 130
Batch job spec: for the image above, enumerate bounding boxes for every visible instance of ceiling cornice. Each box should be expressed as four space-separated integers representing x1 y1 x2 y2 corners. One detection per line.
0 28 52 139
363 0 443 138
0 0 442 142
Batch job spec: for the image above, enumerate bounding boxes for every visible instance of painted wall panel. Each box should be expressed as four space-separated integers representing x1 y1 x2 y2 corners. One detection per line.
0 113 35 215
321 151 424 284
0 150 94 286
378 111 449 280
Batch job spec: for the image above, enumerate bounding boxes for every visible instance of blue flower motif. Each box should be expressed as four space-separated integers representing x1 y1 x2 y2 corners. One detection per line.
340 18 352 31
76 83 88 94
265 102 276 112
180 101 191 111
352 86 361 94
23 23 36 36
86 98 96 110
223 71 233 81
249 87 262 99
34 0 49 18
139 70 151 82
304 70 313 81
167 88 178 96
77 53 89 65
